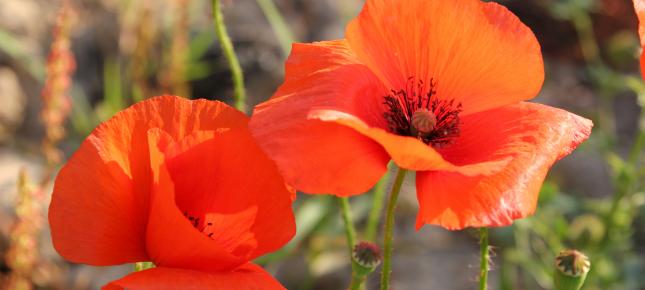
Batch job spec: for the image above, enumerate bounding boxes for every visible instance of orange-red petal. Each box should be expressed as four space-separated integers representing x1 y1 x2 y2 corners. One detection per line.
346 0 544 114
48 139 149 265
165 127 295 262
250 40 390 195
103 264 284 290
634 0 645 78
309 109 510 175
145 127 295 271
641 50 645 79
415 102 592 230
144 129 245 272
49 96 247 265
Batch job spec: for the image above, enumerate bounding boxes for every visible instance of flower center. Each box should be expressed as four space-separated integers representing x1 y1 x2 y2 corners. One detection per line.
383 77 462 148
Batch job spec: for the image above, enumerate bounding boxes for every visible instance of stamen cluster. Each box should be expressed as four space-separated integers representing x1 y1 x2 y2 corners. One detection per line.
184 211 215 239
383 77 462 147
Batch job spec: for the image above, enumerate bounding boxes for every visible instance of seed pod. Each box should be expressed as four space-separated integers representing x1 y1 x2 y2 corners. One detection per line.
554 249 590 290
352 241 382 277
411 109 437 134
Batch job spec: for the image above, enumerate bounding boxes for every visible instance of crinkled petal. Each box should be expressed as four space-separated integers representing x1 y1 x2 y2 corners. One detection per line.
48 139 149 265
634 0 645 78
346 0 544 114
145 129 245 272
250 40 390 195
162 127 296 262
49 96 248 265
103 264 284 290
415 102 592 230
49 96 246 265
309 109 510 175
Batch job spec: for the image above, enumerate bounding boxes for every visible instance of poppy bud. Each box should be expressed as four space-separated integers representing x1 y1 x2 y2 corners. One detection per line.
352 241 382 276
554 249 590 290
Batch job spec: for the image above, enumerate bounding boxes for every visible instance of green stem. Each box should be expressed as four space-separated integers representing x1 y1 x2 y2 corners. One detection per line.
379 168 407 290
479 227 490 290
255 0 294 56
365 164 392 242
134 261 155 272
628 130 645 166
570 8 600 66
349 273 365 290
339 197 357 250
339 197 363 290
212 0 246 113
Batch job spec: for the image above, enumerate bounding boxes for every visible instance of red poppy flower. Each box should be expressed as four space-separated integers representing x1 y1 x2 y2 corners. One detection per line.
634 0 645 77
49 96 295 289
249 0 592 230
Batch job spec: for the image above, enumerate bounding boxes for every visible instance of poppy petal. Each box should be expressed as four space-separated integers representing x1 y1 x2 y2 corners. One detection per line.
641 51 645 79
250 40 390 195
103 264 284 290
634 0 645 78
164 127 296 261
49 96 248 265
145 130 245 272
145 128 296 271
309 109 510 175
48 139 149 265
415 102 592 230
346 0 544 114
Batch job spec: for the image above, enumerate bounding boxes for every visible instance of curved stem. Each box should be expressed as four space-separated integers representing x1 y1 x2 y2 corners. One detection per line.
479 227 490 290
349 274 364 290
379 168 407 290
339 197 357 250
339 197 363 290
570 9 600 66
255 0 294 56
212 0 246 113
365 163 392 242
134 261 155 272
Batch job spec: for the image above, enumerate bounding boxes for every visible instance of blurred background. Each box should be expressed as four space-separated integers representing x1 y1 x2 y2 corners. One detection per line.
0 0 643 289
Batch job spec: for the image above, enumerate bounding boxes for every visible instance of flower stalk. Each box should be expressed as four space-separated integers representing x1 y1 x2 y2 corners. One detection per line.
212 0 246 113
338 197 362 289
134 261 156 272
479 227 490 290
380 168 407 290
339 197 357 248
365 164 392 242
255 0 294 56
